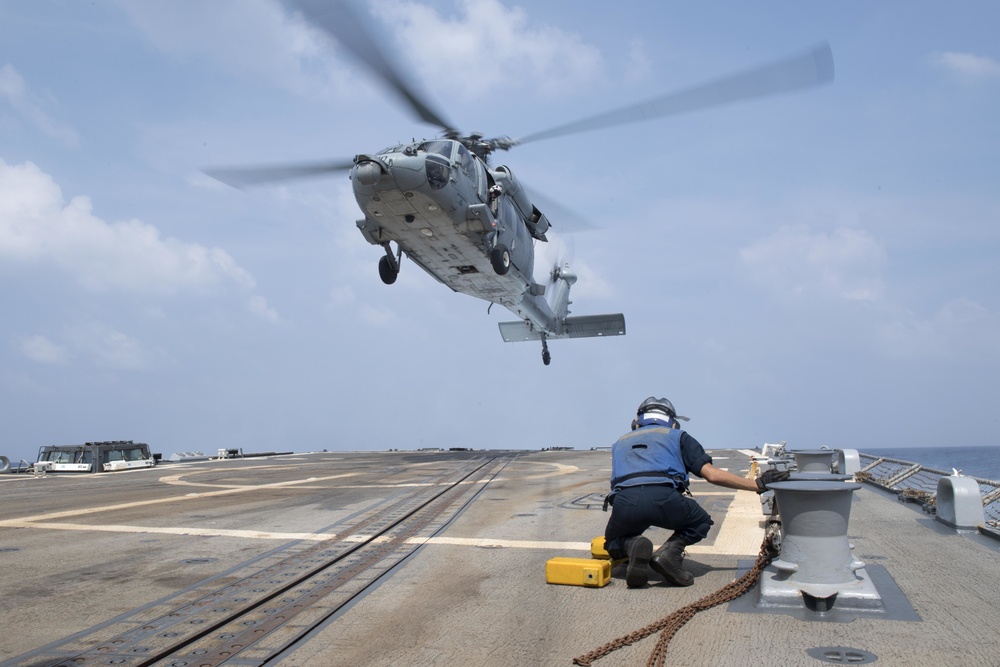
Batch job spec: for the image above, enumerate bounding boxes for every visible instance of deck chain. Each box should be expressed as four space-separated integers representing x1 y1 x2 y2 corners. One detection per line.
572 532 779 667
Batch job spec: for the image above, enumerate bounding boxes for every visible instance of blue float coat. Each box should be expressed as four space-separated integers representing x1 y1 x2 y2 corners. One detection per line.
609 425 713 492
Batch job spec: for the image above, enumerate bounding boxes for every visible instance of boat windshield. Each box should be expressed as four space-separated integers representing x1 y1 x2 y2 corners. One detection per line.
40 450 75 463
124 447 149 461
102 447 148 463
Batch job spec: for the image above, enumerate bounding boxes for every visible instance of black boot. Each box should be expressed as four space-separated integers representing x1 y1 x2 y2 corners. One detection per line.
623 536 653 588
650 537 694 586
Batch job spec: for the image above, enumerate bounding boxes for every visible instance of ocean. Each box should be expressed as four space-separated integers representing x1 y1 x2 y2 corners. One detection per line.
859 445 1000 482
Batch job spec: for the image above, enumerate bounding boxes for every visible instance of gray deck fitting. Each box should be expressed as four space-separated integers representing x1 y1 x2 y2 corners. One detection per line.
728 562 920 623
789 449 835 473
755 479 914 618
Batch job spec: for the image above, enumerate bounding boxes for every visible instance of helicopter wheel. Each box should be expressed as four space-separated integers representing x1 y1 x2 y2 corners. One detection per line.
541 335 551 365
491 245 510 275
378 256 398 285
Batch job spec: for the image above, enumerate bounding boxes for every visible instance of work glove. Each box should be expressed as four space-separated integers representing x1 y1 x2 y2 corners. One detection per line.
756 469 790 493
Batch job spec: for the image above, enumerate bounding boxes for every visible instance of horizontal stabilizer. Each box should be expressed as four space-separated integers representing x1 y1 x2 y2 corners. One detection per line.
499 314 626 342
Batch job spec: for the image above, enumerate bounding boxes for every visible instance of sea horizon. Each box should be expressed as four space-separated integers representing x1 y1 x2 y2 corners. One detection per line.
858 444 1000 482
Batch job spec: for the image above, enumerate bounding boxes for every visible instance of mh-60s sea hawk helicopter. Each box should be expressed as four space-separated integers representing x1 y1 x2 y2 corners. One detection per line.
207 0 834 365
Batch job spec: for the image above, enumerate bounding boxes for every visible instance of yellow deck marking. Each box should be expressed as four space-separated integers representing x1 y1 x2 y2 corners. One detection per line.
687 489 764 555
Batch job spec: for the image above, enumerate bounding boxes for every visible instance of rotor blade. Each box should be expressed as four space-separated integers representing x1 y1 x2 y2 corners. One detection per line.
204 159 355 189
515 42 834 146
291 0 457 134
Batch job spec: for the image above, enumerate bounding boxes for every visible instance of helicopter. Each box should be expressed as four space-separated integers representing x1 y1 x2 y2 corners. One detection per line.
206 0 834 365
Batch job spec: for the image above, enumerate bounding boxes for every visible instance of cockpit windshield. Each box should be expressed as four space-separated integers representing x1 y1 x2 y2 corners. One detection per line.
418 140 454 159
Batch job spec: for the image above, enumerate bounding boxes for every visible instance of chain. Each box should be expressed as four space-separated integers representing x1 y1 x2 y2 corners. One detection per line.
572 532 779 667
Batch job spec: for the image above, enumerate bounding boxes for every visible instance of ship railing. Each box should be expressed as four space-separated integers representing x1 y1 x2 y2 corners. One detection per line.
857 453 1000 535
0 459 36 474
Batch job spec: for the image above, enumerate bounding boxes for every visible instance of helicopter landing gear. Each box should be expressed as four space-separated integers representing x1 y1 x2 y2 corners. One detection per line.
541 333 551 365
379 243 401 285
491 244 510 275
378 256 397 284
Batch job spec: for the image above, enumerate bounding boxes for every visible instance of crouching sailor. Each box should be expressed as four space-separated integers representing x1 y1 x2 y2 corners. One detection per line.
604 396 788 588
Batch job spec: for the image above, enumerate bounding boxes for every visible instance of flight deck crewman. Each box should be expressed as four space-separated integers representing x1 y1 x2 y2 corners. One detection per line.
603 396 788 588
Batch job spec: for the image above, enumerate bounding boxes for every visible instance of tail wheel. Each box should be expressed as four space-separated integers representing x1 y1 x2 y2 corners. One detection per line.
491 245 511 275
378 255 398 284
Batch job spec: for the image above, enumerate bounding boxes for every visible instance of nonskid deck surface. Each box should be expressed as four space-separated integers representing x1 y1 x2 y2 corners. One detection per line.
1 450 998 666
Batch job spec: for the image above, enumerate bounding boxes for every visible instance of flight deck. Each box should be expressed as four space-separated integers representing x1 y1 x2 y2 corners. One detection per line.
1 449 998 666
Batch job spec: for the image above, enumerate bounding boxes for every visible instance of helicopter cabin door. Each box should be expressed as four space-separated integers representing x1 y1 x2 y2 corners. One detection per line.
494 196 534 274
455 143 485 202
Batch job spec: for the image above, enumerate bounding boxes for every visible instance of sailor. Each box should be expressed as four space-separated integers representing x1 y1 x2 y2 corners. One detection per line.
604 396 788 588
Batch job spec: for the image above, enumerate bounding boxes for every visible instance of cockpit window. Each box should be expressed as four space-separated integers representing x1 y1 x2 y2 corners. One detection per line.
418 140 453 158
456 143 476 181
425 156 450 190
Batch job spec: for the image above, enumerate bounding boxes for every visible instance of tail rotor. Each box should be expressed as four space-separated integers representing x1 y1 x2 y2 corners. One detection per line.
542 233 577 318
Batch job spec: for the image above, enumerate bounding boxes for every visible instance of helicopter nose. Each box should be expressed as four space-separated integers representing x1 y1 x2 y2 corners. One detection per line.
355 160 383 186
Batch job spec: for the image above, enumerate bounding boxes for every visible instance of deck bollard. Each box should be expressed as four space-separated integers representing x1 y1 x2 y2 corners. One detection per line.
935 475 984 530
762 480 867 611
764 473 851 517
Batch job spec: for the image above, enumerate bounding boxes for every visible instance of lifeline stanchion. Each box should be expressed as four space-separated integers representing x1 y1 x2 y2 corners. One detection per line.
572 532 778 667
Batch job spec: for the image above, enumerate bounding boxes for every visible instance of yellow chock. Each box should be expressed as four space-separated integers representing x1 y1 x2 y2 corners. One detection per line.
545 557 611 587
591 536 610 560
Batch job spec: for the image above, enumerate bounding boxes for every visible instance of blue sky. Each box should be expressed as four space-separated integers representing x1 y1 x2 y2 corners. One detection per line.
1 1 998 464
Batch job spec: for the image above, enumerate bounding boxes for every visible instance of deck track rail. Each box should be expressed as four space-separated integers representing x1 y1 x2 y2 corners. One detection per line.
10 455 516 667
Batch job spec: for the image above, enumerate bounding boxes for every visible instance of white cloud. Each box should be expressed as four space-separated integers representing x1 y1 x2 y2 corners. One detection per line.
372 0 605 99
64 323 165 371
930 51 1000 82
0 159 270 304
739 226 886 301
0 64 78 145
328 285 356 307
878 298 1000 362
116 0 607 139
359 303 396 327
19 324 180 371
115 0 354 101
19 335 69 364
248 295 281 323
570 259 614 301
623 39 652 84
